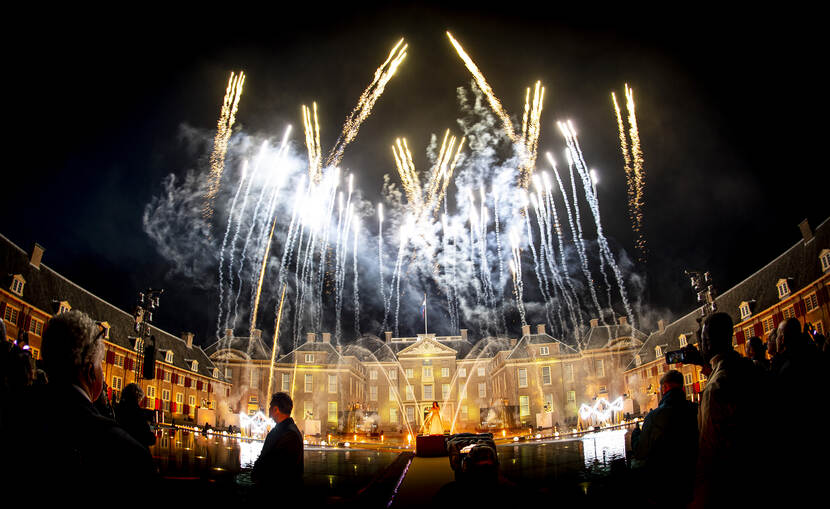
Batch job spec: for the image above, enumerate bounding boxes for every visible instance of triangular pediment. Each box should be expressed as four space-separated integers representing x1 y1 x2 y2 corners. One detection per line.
397 335 458 357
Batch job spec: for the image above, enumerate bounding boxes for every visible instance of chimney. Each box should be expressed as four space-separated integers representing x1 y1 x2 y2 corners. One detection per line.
30 243 45 269
536 324 546 335
799 219 813 243
618 316 628 326
322 332 331 344
385 331 393 343
590 318 599 328
182 332 194 349
460 329 468 342
225 329 233 341
251 329 262 341
521 325 531 337
306 332 316 344
658 319 666 333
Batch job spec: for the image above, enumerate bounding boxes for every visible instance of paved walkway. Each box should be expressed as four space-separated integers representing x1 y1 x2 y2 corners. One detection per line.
390 456 454 508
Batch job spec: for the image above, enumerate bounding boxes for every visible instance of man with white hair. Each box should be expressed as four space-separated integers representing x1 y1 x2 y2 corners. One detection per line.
10 310 155 497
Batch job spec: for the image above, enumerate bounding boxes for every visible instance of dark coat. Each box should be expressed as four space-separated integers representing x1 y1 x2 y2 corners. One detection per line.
632 387 698 504
6 384 157 502
251 417 304 487
115 401 156 447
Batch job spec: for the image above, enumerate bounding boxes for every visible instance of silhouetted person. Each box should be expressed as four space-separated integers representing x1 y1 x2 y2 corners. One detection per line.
94 380 115 419
746 336 769 372
684 312 764 508
116 383 156 447
631 370 698 507
251 392 303 499
10 311 156 501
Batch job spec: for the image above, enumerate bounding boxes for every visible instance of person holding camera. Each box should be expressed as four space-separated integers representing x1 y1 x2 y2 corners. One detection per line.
630 369 698 507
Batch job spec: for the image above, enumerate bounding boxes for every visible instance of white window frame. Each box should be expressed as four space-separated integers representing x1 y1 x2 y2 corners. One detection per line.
540 346 550 356
441 367 450 378
519 395 530 417
458 367 467 378
679 335 688 348
739 302 751 319
564 363 574 382
147 386 156 398
422 366 433 379
370 369 378 380
478 383 486 399
176 393 183 404
165 351 174 363
328 374 337 393
596 359 605 377
304 374 313 393
655 346 662 358
805 293 819 312
567 390 576 403
3 304 20 327
304 401 313 419
304 353 314 363
544 393 554 412
442 383 450 400
390 407 398 424
114 354 124 368
598 385 607 393
28 317 44 336
282 373 290 391
405 368 414 379
423 384 433 400
164 371 171 382
783 306 795 320
542 366 552 385
10 275 25 296
369 385 378 401
518 368 528 388
777 279 790 298
405 385 415 401
250 369 258 388
328 402 338 424
821 250 830 272
111 375 122 391
477 367 485 377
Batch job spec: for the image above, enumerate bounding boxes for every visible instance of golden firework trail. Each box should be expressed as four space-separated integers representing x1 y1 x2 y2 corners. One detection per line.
326 38 408 168
266 284 287 398
250 215 279 335
519 81 545 188
446 32 544 188
392 130 465 220
612 84 646 261
302 102 323 184
446 32 518 143
205 71 245 219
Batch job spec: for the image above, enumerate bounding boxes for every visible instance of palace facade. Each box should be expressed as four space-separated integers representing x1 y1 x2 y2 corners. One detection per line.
1 234 231 425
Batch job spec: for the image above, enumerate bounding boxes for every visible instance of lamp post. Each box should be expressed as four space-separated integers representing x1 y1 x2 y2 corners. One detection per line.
133 288 163 415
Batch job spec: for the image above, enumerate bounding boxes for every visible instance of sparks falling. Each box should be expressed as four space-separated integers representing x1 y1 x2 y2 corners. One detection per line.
612 84 646 262
205 71 245 220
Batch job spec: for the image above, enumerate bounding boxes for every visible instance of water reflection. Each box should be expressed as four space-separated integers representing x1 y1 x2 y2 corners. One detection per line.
581 430 627 469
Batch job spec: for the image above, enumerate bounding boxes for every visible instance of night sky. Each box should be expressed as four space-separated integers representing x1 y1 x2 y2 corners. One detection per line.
5 5 827 347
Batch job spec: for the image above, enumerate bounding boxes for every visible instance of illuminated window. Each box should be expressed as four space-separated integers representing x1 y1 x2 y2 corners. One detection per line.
783 306 795 320
634 355 641 366
191 360 198 372
542 366 551 385
744 326 754 341
114 355 124 368
389 369 397 380
369 370 378 380
189 395 196 406
518 368 528 388
405 385 414 400
406 406 415 423
405 368 414 378
815 321 824 335
369 385 378 401
304 374 313 393
58 301 71 314
304 353 314 363
304 401 313 419
250 370 258 389
165 351 173 363
567 390 575 403
763 317 775 334
564 364 574 382
3 304 20 326
176 393 183 404
28 318 44 336
423 384 433 400
540 346 549 356
164 371 171 382
328 402 338 424
441 367 449 378
328 374 337 393
111 376 122 391
519 396 530 417
777 279 790 299
423 367 433 379
739 302 751 319
442 383 450 400
477 367 485 377
679 335 688 348
390 407 398 424
282 373 290 391
595 359 605 377
685 373 693 385
598 385 607 393
10 275 25 296
458 368 467 378
459 383 467 400
805 293 819 312
162 389 170 401
821 250 830 272
478 383 486 399
544 393 554 412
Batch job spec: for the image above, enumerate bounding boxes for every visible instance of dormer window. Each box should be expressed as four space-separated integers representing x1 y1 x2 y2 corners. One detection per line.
10 275 25 296
98 322 111 340
191 360 199 372
739 302 752 320
213 368 220 378
634 354 641 366
679 334 688 348
165 350 174 363
58 301 71 314
820 250 830 272
655 345 663 358
777 279 791 299
304 354 313 363
539 346 550 356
